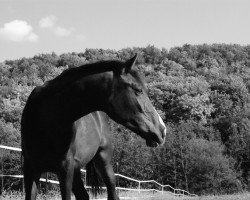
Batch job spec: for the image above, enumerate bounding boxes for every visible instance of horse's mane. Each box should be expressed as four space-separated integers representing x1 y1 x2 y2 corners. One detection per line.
32 60 124 100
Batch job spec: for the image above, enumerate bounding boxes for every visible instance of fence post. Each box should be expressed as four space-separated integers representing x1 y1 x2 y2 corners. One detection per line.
116 162 119 196
162 186 164 194
1 156 3 195
84 170 86 187
116 176 119 196
45 172 48 194
138 181 141 193
21 155 24 193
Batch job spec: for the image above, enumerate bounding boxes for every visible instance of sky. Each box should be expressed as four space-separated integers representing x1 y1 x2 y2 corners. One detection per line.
0 0 250 61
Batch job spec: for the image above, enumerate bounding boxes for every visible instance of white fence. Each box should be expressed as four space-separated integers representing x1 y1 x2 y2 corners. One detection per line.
0 144 196 197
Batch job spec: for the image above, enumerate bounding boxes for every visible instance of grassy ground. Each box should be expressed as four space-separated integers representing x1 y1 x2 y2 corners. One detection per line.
192 193 250 200
1 191 250 200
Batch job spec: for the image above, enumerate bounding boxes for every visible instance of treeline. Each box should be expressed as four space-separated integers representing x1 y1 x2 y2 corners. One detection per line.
1 44 250 195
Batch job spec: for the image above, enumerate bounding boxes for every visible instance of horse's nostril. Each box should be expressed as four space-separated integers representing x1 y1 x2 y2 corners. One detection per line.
161 126 167 143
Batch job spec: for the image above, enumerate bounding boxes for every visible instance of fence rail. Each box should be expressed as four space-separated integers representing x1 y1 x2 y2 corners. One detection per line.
0 144 196 197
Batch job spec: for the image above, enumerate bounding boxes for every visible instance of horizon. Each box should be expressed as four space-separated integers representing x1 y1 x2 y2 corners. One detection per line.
0 0 250 62
1 42 249 62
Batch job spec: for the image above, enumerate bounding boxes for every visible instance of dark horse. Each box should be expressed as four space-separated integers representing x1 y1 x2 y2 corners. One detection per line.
21 55 167 200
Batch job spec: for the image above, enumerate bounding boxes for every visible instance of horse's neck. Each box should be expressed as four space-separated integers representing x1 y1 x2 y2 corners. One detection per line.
75 72 113 113
47 61 122 91
43 72 113 123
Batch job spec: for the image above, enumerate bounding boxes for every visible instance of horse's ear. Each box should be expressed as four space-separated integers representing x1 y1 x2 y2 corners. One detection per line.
125 54 137 73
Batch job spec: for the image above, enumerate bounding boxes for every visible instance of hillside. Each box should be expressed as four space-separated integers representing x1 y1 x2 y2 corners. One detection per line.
1 44 250 195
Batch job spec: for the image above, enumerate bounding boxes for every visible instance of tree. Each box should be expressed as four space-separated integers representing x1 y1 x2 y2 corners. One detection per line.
187 139 241 194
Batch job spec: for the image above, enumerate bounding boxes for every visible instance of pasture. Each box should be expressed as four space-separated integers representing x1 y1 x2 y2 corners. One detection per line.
1 191 250 200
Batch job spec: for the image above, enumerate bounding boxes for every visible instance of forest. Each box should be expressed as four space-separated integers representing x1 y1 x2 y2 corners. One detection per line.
1 44 250 195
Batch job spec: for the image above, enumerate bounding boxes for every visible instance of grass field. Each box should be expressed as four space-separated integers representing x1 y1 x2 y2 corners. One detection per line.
1 191 250 200
141 192 250 200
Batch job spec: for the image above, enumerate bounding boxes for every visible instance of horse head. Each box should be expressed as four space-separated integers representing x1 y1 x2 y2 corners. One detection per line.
107 55 166 147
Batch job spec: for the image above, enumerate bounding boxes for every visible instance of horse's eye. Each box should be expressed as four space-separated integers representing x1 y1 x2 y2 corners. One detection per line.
129 83 143 95
133 87 143 95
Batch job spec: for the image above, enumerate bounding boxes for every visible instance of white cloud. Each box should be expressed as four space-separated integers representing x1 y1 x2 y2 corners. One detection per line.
39 15 57 28
39 15 87 40
0 20 38 42
54 26 74 37
39 15 74 37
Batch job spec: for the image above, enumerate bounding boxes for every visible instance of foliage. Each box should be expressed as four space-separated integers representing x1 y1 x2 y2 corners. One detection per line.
1 44 250 194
